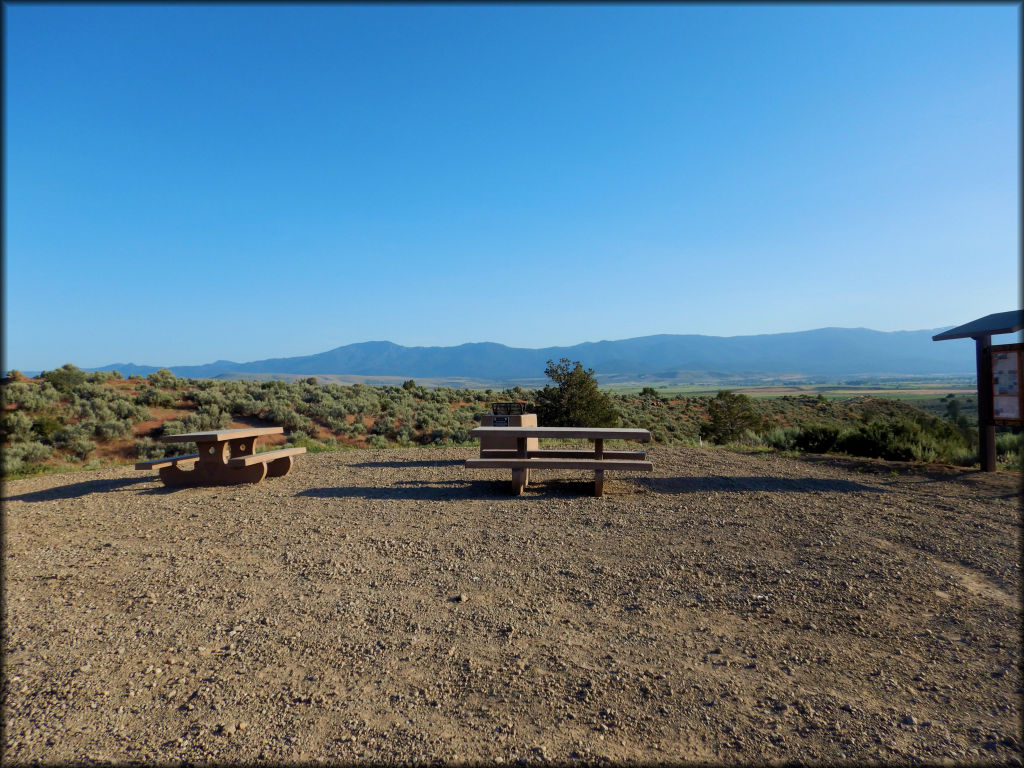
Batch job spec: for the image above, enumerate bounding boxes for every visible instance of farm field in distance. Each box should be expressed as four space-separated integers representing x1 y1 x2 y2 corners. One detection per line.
606 380 976 399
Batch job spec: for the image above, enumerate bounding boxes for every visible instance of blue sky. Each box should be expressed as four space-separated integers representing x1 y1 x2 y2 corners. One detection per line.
4 3 1019 371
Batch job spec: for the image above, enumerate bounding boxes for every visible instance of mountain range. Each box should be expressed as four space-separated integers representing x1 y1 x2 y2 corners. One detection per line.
86 327 978 386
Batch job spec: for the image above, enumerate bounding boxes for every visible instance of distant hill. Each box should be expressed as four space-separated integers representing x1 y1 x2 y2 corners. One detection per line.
85 327 978 385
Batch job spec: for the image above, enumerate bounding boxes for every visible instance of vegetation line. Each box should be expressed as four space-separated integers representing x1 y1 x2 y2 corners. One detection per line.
2 363 1019 480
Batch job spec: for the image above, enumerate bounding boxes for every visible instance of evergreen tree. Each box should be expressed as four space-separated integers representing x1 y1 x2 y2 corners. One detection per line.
534 359 619 427
701 390 762 444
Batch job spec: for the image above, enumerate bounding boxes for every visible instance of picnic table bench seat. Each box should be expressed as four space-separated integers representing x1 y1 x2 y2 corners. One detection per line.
134 453 201 471
479 448 647 460
465 457 653 472
467 426 653 496
226 447 306 477
224 446 306 467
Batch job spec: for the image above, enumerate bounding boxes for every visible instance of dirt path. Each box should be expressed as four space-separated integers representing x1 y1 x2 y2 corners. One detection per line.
3 445 1021 764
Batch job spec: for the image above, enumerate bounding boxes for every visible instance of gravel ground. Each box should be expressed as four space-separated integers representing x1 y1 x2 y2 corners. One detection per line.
3 445 1021 765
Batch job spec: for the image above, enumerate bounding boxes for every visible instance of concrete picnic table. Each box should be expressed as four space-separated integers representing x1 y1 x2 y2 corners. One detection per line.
466 426 653 496
135 427 305 487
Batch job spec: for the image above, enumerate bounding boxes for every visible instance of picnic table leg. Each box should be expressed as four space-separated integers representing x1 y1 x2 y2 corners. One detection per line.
516 436 530 491
594 439 604 497
512 469 526 495
158 461 267 487
266 455 294 478
228 437 256 459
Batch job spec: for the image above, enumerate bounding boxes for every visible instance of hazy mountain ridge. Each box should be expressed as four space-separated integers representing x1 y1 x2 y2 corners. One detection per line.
80 327 977 384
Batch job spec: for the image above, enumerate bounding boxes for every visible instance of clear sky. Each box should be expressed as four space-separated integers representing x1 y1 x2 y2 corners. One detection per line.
4 3 1019 372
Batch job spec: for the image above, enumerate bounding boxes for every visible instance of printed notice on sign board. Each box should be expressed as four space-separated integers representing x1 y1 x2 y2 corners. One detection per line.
994 395 1020 420
993 351 1020 395
991 346 1022 423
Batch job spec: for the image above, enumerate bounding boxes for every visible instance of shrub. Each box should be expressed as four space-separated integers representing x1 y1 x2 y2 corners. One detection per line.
4 440 53 471
286 433 334 453
180 406 232 433
834 418 964 463
160 419 187 436
0 381 32 408
42 363 87 393
995 431 1023 457
136 387 176 407
32 415 64 442
134 438 166 460
65 438 96 461
1 410 35 443
2 453 25 476
147 369 177 389
86 371 114 384
93 419 132 441
758 426 801 451
793 423 843 454
996 431 1023 470
368 435 389 449
52 423 89 448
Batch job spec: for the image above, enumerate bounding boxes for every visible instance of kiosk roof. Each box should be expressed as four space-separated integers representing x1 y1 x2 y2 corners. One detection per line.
932 310 1024 341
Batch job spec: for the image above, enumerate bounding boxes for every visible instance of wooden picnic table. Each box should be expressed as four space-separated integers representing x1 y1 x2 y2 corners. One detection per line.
466 426 653 497
135 427 305 487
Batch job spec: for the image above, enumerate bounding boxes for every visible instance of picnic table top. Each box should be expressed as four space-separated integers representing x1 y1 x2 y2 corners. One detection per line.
160 426 284 444
470 426 651 441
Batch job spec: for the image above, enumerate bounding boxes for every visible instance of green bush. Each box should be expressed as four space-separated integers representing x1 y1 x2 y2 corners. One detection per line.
42 363 87 393
4 440 53 468
93 419 132 441
793 423 843 454
134 438 166 460
32 415 64 442
136 387 176 407
65 438 96 461
286 433 334 453
1 410 35 443
180 405 232 433
835 419 952 463
996 431 1022 469
995 431 1022 457
2 453 25 476
758 427 801 451
148 369 177 389
1 381 32 408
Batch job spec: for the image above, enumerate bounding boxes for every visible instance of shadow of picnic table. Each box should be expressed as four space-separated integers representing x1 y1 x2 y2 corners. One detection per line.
348 459 466 469
297 477 614 501
637 475 888 494
4 475 153 503
297 479 506 502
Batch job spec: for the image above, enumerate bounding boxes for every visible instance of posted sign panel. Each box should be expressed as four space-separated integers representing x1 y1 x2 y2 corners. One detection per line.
992 343 1023 425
